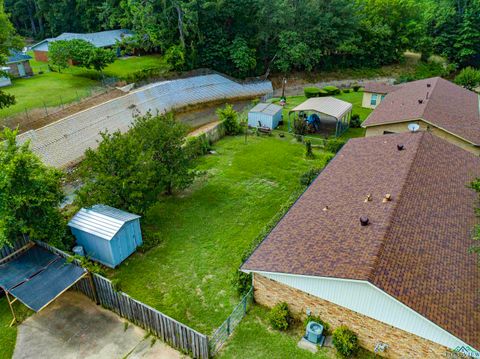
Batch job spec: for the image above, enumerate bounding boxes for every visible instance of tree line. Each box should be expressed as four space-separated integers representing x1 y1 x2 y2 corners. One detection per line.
4 0 480 78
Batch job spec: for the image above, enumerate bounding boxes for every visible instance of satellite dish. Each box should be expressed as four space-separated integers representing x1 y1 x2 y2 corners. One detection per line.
408 123 420 132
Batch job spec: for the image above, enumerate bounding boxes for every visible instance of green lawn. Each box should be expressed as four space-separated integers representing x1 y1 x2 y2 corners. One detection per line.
0 72 99 118
0 54 168 119
0 298 32 359
218 305 375 359
108 135 332 334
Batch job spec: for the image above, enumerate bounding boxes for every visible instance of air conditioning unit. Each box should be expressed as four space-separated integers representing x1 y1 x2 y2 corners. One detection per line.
305 321 325 345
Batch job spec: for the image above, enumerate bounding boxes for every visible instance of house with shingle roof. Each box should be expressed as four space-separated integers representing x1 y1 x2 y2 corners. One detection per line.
362 77 480 155
242 132 480 358
362 82 400 108
30 29 133 62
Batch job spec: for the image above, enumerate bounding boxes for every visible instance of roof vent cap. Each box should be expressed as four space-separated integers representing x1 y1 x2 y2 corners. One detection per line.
397 144 405 151
322 206 329 212
418 99 423 104
382 194 392 203
427 83 431 88
364 194 372 203
360 216 370 226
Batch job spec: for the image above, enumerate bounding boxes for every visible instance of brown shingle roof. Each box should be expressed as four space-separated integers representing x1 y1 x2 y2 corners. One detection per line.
243 132 480 349
363 77 480 144
363 82 400 94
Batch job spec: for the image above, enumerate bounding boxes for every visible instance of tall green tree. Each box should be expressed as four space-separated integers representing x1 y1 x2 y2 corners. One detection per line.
0 128 65 248
133 112 194 195
76 130 159 215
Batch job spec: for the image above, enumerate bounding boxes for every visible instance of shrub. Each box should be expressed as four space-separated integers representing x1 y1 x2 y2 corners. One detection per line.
317 89 329 97
186 134 211 159
350 114 361 128
300 167 321 186
303 315 331 336
217 104 241 135
231 270 252 296
325 138 346 153
455 66 480 90
342 88 350 93
322 85 340 95
332 326 359 358
305 140 314 158
268 302 291 330
293 118 308 139
304 87 321 98
352 83 361 92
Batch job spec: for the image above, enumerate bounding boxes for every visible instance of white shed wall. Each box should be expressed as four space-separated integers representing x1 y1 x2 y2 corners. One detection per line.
257 271 470 350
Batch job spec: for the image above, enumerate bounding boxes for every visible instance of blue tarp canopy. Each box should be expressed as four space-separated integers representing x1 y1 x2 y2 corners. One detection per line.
0 245 87 312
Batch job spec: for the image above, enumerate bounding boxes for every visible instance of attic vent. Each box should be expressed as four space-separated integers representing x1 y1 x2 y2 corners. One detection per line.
427 83 431 88
397 144 405 151
382 194 392 203
364 194 372 203
418 99 423 104
360 216 370 226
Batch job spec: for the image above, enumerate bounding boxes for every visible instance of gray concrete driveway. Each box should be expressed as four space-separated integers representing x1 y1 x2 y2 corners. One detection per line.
13 292 183 359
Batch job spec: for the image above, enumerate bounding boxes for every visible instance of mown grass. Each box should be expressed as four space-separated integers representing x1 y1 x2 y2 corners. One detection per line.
218 305 376 359
0 297 32 359
108 135 332 334
0 55 168 119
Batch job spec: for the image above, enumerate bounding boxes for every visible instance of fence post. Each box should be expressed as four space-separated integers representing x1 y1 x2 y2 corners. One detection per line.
24 108 29 122
43 101 48 117
227 316 231 336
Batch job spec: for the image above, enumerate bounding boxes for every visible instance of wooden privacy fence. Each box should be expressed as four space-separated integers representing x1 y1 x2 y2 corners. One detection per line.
35 241 210 359
209 287 254 355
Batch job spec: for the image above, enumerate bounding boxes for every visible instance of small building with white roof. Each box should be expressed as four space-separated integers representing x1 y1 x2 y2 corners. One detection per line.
289 97 353 137
248 102 283 129
68 204 142 268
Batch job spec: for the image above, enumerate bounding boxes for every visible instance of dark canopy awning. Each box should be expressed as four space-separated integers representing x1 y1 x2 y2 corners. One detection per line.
0 245 86 312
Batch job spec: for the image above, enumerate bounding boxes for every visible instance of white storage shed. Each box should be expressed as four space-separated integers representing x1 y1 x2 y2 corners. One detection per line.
248 103 283 129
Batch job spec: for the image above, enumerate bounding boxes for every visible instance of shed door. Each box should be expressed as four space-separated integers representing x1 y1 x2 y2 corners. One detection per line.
17 63 26 77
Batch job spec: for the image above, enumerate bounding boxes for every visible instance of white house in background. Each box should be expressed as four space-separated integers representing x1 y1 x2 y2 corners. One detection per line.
242 132 480 358
0 67 12 87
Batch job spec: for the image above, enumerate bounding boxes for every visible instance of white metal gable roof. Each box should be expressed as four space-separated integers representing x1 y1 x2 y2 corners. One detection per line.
68 205 140 240
249 102 283 116
290 97 352 120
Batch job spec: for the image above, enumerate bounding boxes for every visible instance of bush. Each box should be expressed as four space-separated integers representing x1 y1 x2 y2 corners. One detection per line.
342 88 350 93
352 83 361 92
322 85 340 95
304 87 321 98
231 270 252 296
186 134 211 159
268 302 291 330
305 140 314 158
332 326 359 358
300 167 321 186
293 118 308 139
217 104 241 135
350 114 361 128
455 66 480 90
303 315 331 336
325 138 346 153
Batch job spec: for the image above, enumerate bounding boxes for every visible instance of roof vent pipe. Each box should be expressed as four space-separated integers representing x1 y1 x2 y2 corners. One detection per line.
397 144 405 151
360 216 370 226
364 194 372 203
418 99 423 104
383 194 392 203
427 83 431 88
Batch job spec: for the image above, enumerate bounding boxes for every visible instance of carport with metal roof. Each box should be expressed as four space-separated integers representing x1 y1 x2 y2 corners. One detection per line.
288 97 353 137
0 242 91 326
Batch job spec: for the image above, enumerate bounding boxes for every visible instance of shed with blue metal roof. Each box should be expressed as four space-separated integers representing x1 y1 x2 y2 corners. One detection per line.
68 204 142 268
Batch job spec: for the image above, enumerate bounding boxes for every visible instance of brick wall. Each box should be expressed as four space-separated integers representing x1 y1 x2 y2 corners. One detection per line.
253 273 449 359
34 50 48 62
